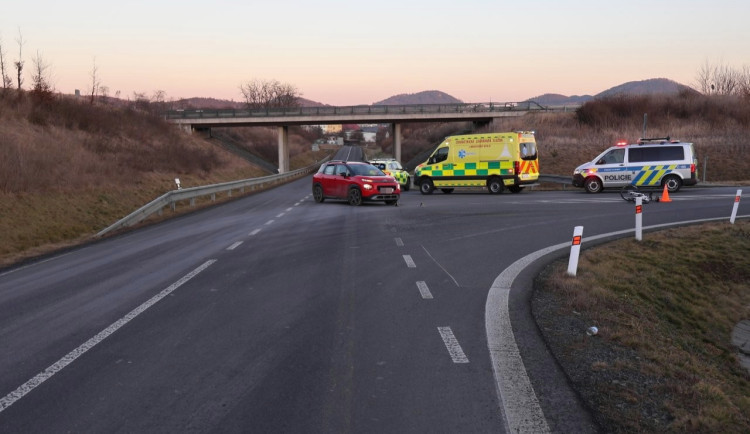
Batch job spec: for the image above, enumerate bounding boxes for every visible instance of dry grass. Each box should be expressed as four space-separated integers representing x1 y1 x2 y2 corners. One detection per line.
0 91 325 267
534 221 750 432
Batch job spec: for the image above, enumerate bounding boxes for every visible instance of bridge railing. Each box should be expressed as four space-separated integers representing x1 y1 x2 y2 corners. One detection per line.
96 159 328 238
165 101 552 120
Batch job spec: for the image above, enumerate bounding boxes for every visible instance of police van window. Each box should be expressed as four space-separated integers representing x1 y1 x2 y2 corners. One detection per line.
629 146 684 163
520 142 537 160
324 164 336 175
597 148 625 165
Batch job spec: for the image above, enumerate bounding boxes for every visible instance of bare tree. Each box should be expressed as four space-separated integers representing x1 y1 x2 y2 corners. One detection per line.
30 50 53 99
695 59 745 96
89 57 100 104
0 34 13 91
239 78 301 109
14 28 24 90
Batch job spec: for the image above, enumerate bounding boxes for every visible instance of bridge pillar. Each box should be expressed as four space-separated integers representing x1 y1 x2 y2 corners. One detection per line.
278 125 289 173
393 123 402 162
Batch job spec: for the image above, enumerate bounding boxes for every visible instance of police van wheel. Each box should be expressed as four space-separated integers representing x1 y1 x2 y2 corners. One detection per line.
403 178 411 191
487 177 504 194
584 177 603 194
419 178 434 195
662 175 682 193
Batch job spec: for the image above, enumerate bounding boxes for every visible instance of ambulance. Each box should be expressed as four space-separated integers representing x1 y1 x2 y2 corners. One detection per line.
415 132 539 194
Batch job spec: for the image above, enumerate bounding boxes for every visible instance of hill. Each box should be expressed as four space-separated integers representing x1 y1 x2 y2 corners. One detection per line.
528 78 696 106
373 90 463 105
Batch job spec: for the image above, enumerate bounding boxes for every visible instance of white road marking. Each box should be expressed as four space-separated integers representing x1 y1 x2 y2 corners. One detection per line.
0 259 217 413
286 207 293 212
438 327 469 363
226 241 243 251
416 281 433 299
276 213 285 218
264 220 274 225
403 255 416 268
250 229 261 236
395 237 404 247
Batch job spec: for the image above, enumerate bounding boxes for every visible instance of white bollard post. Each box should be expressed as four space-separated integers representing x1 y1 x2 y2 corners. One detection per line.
635 196 643 241
567 226 584 277
730 189 742 224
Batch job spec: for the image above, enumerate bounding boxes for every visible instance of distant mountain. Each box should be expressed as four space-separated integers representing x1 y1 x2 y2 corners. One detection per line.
374 90 463 105
527 78 697 106
526 93 593 106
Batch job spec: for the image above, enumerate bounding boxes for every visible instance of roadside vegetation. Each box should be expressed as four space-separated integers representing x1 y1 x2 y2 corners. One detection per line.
0 90 327 267
534 221 750 432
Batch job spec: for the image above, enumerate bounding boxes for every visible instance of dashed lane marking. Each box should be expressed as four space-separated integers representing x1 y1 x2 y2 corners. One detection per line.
438 327 469 363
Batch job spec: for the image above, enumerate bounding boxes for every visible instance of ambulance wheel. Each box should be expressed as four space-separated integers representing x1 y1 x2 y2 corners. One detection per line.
508 185 522 194
419 178 434 195
441 188 454 194
313 184 325 203
662 175 682 193
487 177 504 194
584 177 603 193
348 187 363 206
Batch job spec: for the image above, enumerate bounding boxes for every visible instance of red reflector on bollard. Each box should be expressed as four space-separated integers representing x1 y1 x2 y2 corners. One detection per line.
572 235 581 245
635 205 642 214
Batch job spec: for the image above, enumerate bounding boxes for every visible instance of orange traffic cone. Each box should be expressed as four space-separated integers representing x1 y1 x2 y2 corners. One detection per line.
660 184 672 202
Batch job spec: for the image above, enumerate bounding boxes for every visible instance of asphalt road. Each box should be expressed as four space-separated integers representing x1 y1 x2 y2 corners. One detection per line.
0 176 745 432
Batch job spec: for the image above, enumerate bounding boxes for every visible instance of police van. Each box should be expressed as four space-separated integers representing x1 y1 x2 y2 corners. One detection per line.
572 137 698 193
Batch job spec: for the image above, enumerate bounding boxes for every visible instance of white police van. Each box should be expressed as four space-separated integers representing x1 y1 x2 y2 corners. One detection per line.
572 137 698 193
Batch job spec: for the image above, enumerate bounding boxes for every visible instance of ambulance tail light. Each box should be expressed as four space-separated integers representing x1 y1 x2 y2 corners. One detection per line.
513 161 520 176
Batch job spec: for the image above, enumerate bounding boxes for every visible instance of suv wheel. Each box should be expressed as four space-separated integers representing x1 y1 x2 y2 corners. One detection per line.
313 184 324 203
348 187 363 206
584 177 603 193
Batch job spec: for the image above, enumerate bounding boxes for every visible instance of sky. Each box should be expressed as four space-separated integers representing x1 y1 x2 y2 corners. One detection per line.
2 1 748 106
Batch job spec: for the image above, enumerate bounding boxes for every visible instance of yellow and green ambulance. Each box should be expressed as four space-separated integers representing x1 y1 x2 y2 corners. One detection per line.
415 132 539 194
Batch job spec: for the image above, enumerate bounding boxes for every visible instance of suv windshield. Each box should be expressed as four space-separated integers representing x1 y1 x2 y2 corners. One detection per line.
349 164 385 176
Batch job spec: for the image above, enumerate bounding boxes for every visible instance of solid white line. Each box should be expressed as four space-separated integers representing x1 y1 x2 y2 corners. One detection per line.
395 237 404 247
264 220 274 225
438 327 469 363
226 241 243 251
403 255 416 268
416 281 433 299
0 259 217 413
249 229 261 236
276 213 285 218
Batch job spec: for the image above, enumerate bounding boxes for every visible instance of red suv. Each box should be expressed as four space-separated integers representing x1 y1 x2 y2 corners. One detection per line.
313 161 400 206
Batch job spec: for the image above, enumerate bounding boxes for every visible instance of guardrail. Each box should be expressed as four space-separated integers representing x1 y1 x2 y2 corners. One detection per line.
165 101 552 120
96 160 326 238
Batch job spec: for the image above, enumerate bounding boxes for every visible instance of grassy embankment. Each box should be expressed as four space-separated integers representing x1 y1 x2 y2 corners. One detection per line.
0 92 328 267
535 221 750 432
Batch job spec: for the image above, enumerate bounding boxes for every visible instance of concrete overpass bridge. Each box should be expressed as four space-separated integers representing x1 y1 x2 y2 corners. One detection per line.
165 101 554 172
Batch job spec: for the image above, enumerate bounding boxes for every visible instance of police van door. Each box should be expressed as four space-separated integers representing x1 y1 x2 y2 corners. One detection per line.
594 148 631 187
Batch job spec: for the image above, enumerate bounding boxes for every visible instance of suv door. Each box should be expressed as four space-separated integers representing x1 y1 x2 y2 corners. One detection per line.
594 148 628 188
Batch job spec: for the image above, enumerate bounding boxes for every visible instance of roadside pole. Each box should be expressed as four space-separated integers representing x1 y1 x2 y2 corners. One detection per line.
567 226 584 276
635 196 643 241
730 189 742 224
